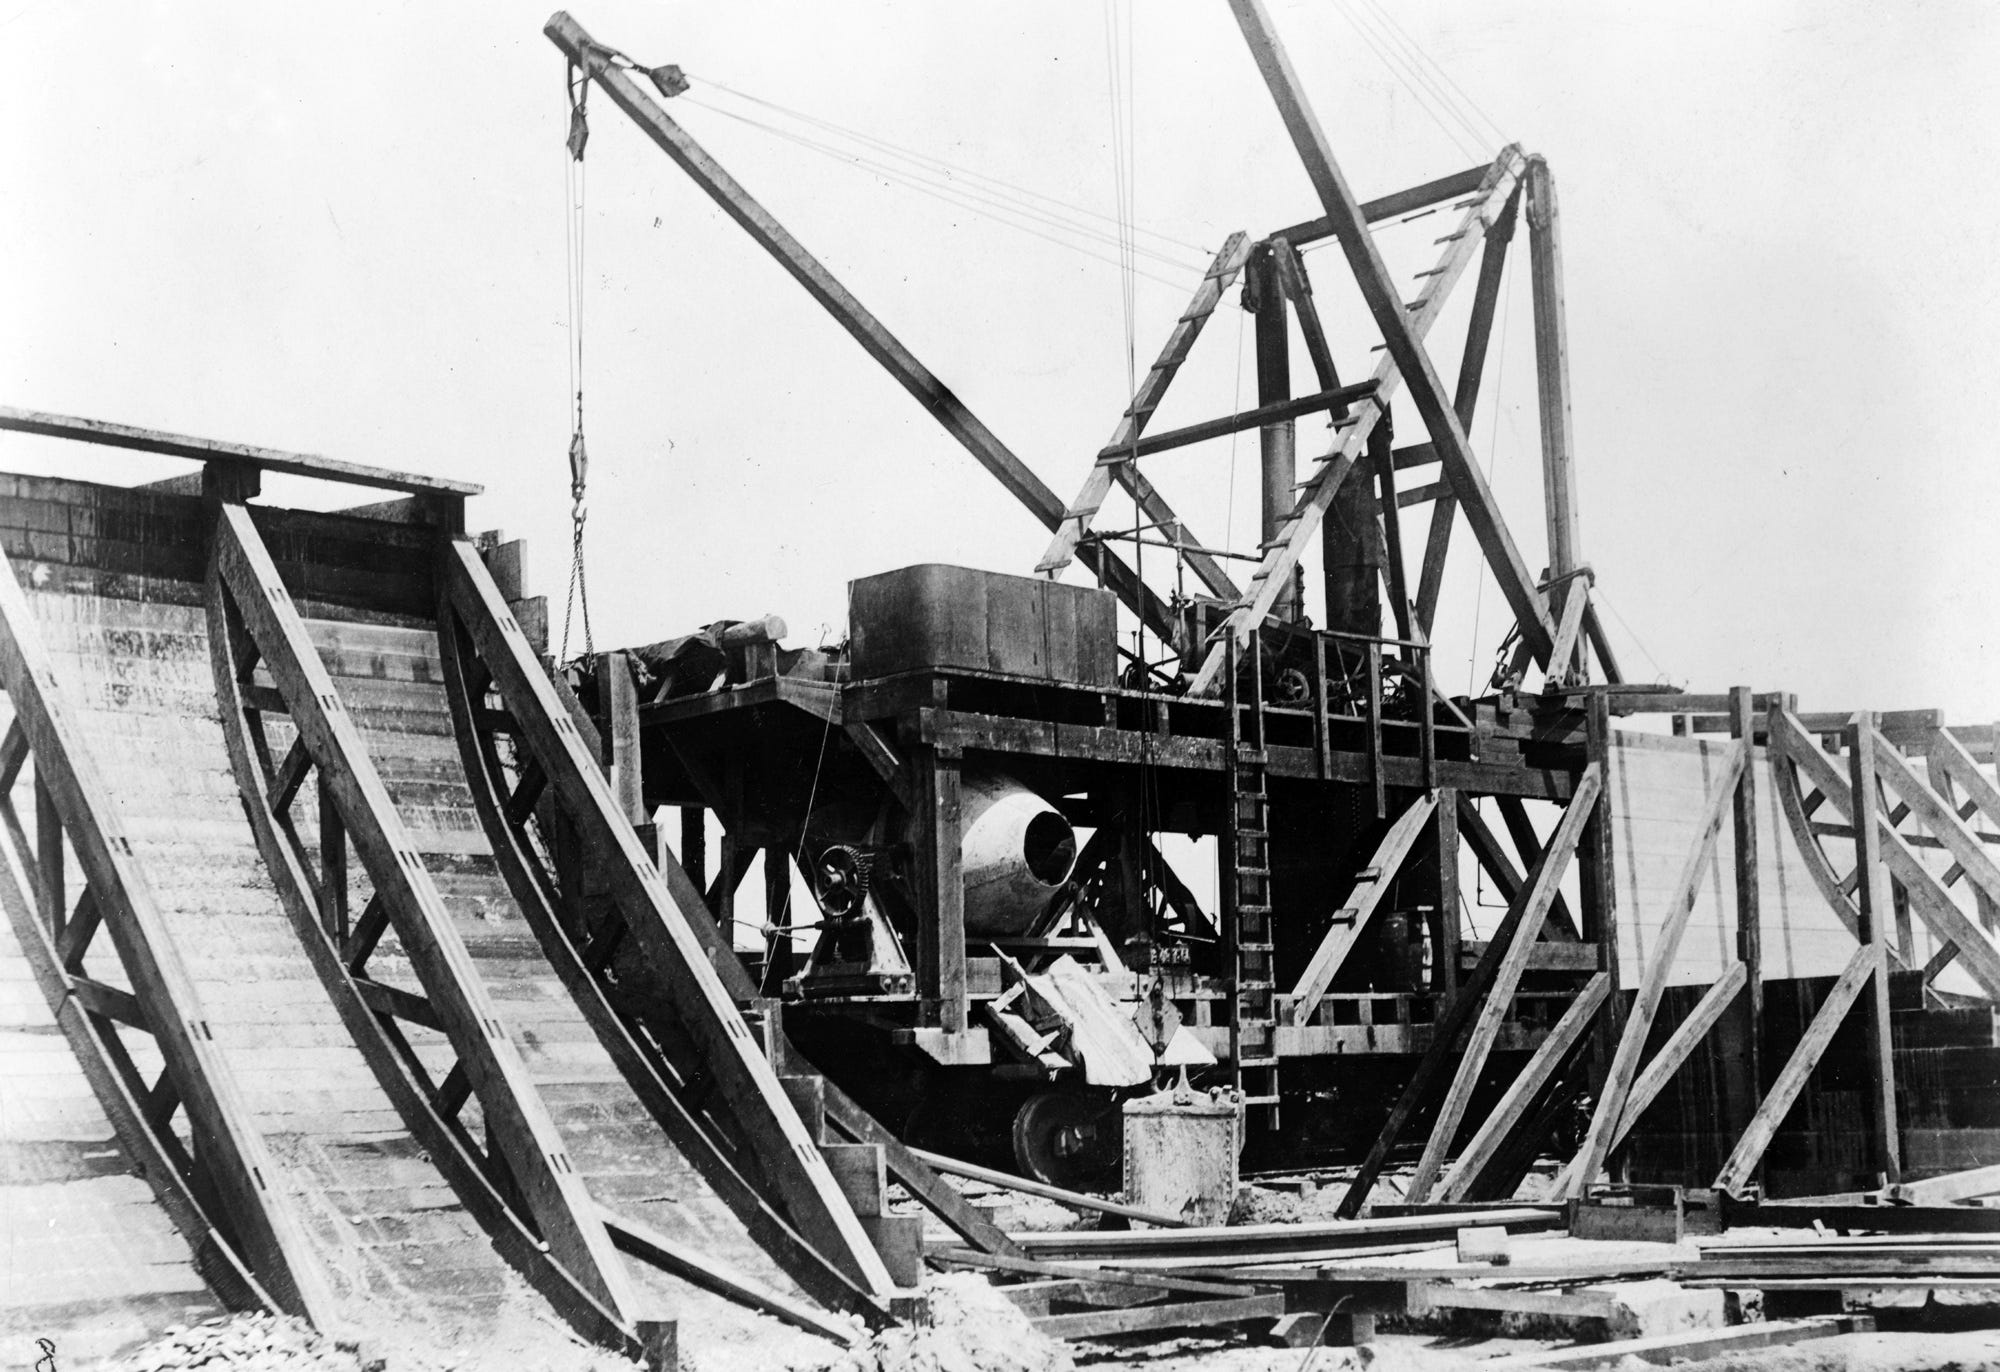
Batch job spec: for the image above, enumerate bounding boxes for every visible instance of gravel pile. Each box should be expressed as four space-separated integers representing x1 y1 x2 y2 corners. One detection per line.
97 1313 378 1372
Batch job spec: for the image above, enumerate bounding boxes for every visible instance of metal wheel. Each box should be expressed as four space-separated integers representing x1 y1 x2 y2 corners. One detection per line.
1011 1091 1123 1191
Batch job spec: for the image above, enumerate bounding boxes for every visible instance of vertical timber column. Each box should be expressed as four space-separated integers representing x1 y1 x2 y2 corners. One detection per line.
1248 244 1300 621
600 650 646 825
1845 715 1903 1185
1431 788 1461 999
913 744 968 1035
680 807 707 893
1576 692 1622 1099
764 845 795 989
1527 157 1582 677
1322 391 1384 640
716 832 740 933
1722 687 1764 1160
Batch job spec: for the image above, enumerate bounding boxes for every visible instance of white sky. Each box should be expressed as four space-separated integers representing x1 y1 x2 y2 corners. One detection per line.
4 1 1997 721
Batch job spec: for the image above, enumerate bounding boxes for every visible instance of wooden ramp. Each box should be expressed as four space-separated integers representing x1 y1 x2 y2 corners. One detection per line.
0 473 624 1363
0 415 1002 1362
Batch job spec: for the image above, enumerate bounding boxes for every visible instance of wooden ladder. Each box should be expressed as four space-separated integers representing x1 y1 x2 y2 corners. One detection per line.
1224 639 1281 1128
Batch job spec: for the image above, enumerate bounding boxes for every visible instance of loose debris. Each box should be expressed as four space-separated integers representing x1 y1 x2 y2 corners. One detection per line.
97 1313 379 1372
815 1274 1073 1372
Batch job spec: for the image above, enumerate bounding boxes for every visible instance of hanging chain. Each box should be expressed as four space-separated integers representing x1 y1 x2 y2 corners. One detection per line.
555 47 688 666
560 58 595 664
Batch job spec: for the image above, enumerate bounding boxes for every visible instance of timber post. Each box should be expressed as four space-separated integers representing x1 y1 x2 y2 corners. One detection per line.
1577 689 1622 1111
1722 686 1765 1169
1247 243 1299 621
1844 714 1903 1185
912 744 968 1037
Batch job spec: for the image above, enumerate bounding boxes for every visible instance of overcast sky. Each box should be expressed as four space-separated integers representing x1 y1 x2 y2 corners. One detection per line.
4 1 1996 723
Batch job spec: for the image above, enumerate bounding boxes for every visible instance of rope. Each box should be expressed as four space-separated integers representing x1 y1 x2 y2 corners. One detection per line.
561 59 595 663
1351 0 1509 148
1103 0 1147 662
678 95 1203 290
687 71 1213 257
1327 0 1489 163
1592 586 1676 686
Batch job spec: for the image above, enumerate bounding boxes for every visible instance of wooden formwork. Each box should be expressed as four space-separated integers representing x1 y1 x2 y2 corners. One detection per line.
0 415 1015 1363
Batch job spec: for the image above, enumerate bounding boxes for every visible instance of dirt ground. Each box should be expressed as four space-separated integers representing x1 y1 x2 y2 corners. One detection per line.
89 1172 2000 1371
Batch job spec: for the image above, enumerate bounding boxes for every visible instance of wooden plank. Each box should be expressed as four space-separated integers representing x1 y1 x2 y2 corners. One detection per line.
1412 189 1518 636
1372 418 1414 641
1887 1163 2000 1205
601 651 644 825
1408 765 1601 1200
1566 742 1746 1194
601 1206 860 1345
842 721 916 812
437 537 896 1300
1090 381 1376 465
1460 797 1534 907
1034 1294 1287 1340
1013 1207 1561 1259
908 1147 1186 1228
1525 158 1580 587
1412 1282 1621 1320
1437 971 1608 1203
1543 580 1588 687
1215 4 1555 685
1925 734 2000 933
1846 717 1901 1184
1874 824 2000 998
1495 796 1581 939
352 977 445 1034
0 541 332 1321
211 503 640 1318
543 14 1175 642
1873 730 2000 906
0 405 479 496
1713 943 1876 1193
1481 1316 1870 1370
1581 604 1623 685
1269 164 1493 246
928 1247 1256 1299
1288 794 1438 1023
1036 233 1250 597
1600 691 1793 717
1930 727 2000 830
67 974 147 1030
1614 960 1747 1148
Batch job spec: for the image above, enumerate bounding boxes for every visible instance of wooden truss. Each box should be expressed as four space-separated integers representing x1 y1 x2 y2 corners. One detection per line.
1332 686 2000 1205
546 6 1612 698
